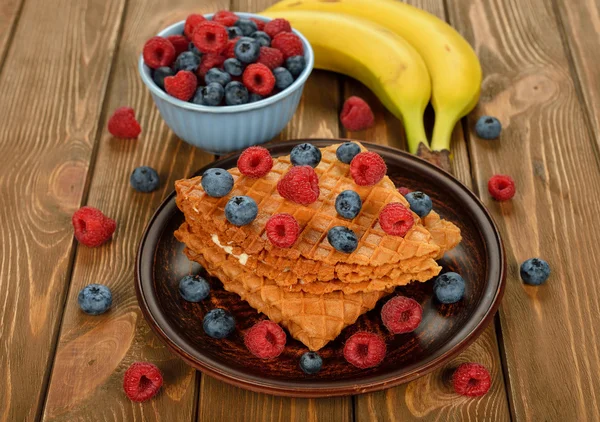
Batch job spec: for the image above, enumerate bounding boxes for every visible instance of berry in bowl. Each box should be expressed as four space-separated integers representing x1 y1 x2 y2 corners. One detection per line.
139 11 314 154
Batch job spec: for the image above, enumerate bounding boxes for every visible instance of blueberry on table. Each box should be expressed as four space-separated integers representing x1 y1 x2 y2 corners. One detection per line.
130 166 160 193
200 83 225 106
78 284 112 315
250 31 271 47
433 272 466 304
285 55 306 77
152 66 174 90
405 191 432 218
224 81 249 105
201 168 233 197
520 258 550 285
225 195 258 226
290 143 322 167
179 275 210 302
475 116 502 140
300 352 323 374
327 226 358 253
336 142 361 164
205 68 232 87
335 190 362 219
203 308 235 339
234 37 260 63
273 67 293 90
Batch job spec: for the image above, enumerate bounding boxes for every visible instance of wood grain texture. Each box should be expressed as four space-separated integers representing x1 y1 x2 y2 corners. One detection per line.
0 0 23 68
40 0 225 420
447 0 600 420
0 0 126 420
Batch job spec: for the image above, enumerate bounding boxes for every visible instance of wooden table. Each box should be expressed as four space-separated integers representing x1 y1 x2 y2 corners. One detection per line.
2 0 600 420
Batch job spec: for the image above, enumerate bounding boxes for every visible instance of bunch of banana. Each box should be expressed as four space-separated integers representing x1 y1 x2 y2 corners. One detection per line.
263 0 482 155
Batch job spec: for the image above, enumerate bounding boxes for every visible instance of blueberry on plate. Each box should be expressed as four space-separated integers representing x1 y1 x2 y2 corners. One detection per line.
336 142 361 164
203 308 235 339
433 272 466 304
205 68 232 87
224 58 243 77
273 67 294 90
335 190 362 219
201 82 225 106
250 31 271 47
174 51 201 73
475 116 502 140
225 195 258 226
130 166 160 193
520 258 550 285
179 275 210 302
285 55 306 77
300 352 323 374
234 18 258 36
290 143 322 167
224 81 249 105
405 191 432 218
327 226 358 253
227 26 243 39
152 66 174 90
201 168 234 197
78 284 112 315
234 37 260 63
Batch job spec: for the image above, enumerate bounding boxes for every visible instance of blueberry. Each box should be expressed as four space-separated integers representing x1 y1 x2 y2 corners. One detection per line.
285 55 306 77
299 352 323 374
188 42 202 56
191 87 204 105
200 83 225 106
335 190 362 219
234 37 260 63
249 93 263 103
224 58 243 76
78 284 112 315
179 275 210 302
475 116 502 140
250 31 271 47
201 168 234 197
433 272 466 304
234 18 258 36
224 81 249 105
336 142 361 164
520 258 550 285
152 66 174 90
405 191 432 218
327 226 358 253
174 51 201 72
273 67 294 90
227 26 243 39
205 68 232 87
203 308 235 339
225 195 258 226
290 143 321 167
130 166 160 193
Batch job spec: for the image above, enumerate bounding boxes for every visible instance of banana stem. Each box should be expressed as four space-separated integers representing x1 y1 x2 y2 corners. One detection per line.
403 110 429 154
430 110 459 151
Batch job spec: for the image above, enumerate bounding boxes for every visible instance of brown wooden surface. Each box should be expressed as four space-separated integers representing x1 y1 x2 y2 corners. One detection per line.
1 0 599 420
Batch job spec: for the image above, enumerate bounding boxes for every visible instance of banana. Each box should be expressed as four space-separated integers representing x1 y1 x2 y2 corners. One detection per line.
265 0 482 152
262 10 431 153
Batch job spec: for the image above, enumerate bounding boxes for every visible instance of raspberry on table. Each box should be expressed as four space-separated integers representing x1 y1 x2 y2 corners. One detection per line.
213 10 238 27
234 18 258 36
184 14 206 39
72 206 116 247
167 35 189 56
381 296 423 334
452 363 492 397
242 63 275 96
238 146 273 178
266 213 299 248
192 21 228 54
78 284 112 315
244 320 287 359
271 32 304 59
130 166 160 193
336 142 361 164
290 142 321 167
405 191 432 218
340 96 375 131
143 36 176 69
258 47 284 70
179 275 210 302
434 272 466 304
197 53 226 79
108 107 141 138
264 18 292 38
487 174 515 201
335 190 362 219
250 17 265 31
397 187 412 196
475 115 502 140
225 196 258 226
350 151 387 186
201 168 234 197
277 165 320 205
343 332 386 369
203 308 236 339
327 226 358 253
123 362 163 402
379 203 414 237
520 258 551 285
165 70 197 101
273 67 294 90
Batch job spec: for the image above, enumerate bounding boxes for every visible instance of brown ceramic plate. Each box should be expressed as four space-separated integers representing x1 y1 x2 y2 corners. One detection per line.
135 139 505 397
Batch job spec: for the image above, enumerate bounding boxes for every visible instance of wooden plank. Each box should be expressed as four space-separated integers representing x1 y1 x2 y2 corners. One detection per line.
40 0 227 420
0 0 24 68
0 0 126 420
445 0 600 420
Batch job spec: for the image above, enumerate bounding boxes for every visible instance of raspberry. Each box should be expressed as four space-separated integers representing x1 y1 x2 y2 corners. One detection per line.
264 18 292 38
123 362 163 402
379 203 414 237
164 70 197 101
488 174 515 201
167 34 189 56
452 363 492 397
143 36 176 69
72 206 116 247
213 10 238 27
184 14 206 39
266 213 299 248
237 145 273 178
340 96 375 131
223 37 240 58
257 47 284 70
242 63 275 96
192 21 228 54
271 32 304 59
397 187 412 196
277 166 320 205
197 53 226 79
250 17 265 31
343 332 386 369
244 320 286 359
350 151 386 186
107 107 141 138
381 296 422 334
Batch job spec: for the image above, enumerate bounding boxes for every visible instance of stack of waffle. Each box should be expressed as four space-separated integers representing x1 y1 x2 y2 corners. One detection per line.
175 143 461 351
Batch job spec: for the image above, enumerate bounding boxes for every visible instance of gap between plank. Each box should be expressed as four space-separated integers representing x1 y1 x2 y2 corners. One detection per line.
493 314 515 422
0 0 26 76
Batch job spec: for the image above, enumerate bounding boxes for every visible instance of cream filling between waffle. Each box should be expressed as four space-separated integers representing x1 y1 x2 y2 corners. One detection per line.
211 233 249 265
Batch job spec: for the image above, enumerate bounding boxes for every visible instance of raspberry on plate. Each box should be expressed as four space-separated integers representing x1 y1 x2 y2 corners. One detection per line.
381 296 423 334
184 14 206 39
264 18 292 38
123 362 163 402
343 332 386 369
244 320 287 359
258 46 284 70
266 213 299 248
164 70 197 101
340 96 375 131
277 165 320 205
72 206 116 247
379 203 414 237
243 63 275 96
167 35 189 56
488 174 515 201
192 21 228 54
143 36 176 69
237 146 273 177
108 106 141 138
350 151 387 186
213 10 238 27
452 363 492 397
271 32 304 59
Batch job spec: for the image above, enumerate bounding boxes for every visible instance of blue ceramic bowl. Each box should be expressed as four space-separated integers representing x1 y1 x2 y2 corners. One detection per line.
139 13 314 154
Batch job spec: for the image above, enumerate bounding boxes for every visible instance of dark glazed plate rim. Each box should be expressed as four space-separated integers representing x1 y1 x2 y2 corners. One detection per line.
135 139 506 397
